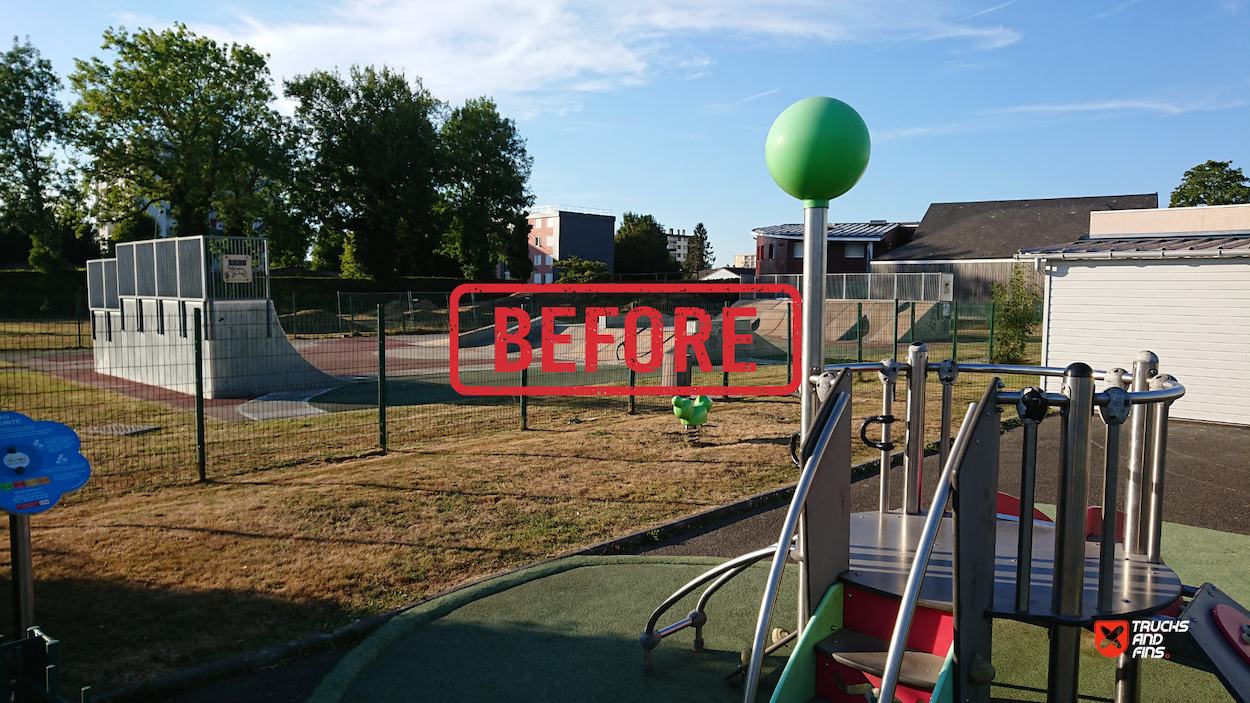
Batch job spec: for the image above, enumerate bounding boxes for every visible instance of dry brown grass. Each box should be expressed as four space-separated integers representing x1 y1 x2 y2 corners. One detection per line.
5 395 807 695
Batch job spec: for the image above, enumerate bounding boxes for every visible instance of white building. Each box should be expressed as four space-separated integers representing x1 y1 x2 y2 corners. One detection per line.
734 253 757 269
666 228 691 264
1018 203 1250 425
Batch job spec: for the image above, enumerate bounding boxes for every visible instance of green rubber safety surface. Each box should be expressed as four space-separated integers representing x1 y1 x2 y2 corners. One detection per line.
309 556 800 703
311 524 1249 703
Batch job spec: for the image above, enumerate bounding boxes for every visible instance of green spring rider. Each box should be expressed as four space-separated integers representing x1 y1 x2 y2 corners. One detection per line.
672 395 712 442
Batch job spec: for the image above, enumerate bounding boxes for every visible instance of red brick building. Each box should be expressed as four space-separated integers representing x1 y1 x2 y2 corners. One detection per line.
752 221 917 275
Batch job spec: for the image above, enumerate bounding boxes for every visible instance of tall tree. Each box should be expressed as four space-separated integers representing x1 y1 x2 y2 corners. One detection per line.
614 212 679 276
70 24 286 238
684 222 714 277
438 98 534 281
0 38 83 270
285 66 450 278
1170 160 1250 207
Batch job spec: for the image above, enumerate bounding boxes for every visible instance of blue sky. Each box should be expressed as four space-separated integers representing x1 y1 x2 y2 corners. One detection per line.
5 0 1248 266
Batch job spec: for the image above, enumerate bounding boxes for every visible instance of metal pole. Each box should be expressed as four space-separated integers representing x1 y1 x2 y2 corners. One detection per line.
938 360 957 472
1015 420 1038 612
9 514 34 638
1098 388 1130 611
903 342 928 515
785 303 792 386
797 205 829 630
193 308 206 482
377 304 387 454
1144 380 1173 564
856 302 863 364
1048 363 1095 703
987 301 996 364
1123 351 1158 556
951 301 959 362
519 367 528 430
879 361 899 513
909 302 916 344
892 299 899 361
628 368 636 415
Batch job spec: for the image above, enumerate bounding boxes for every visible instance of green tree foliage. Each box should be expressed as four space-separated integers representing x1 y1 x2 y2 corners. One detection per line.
106 210 157 254
555 255 611 283
1170 160 1250 207
438 98 534 281
285 66 449 279
990 264 1042 364
70 24 286 238
684 222 714 278
0 38 83 271
614 212 680 276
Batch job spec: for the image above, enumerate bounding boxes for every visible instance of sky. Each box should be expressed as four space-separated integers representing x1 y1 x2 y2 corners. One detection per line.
4 0 1248 266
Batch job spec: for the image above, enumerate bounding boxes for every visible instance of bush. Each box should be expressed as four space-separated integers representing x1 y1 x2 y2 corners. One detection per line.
990 264 1042 364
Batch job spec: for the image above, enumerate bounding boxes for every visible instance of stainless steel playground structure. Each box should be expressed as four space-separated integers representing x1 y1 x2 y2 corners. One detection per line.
639 201 1204 703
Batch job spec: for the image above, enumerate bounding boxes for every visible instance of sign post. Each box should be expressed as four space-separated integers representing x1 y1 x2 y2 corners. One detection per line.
0 412 92 638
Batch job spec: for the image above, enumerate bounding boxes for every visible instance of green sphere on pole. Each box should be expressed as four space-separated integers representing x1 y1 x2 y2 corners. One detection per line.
765 97 871 208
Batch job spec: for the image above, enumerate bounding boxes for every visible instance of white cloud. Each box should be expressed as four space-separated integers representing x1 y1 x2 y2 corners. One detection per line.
191 0 1022 115
1094 0 1144 19
983 98 1248 116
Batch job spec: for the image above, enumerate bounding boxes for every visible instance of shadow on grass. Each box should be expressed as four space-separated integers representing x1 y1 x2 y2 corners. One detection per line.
0 573 359 698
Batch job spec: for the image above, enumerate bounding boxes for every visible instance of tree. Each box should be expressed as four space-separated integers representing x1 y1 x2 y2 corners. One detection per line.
286 66 451 278
684 222 714 278
70 25 286 238
555 255 611 283
614 212 680 276
1170 160 1250 207
990 264 1042 364
0 38 81 271
438 98 534 281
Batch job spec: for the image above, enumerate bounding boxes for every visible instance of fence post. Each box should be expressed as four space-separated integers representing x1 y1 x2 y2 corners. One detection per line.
892 298 899 361
856 302 863 363
628 368 636 415
76 290 84 348
785 302 792 386
910 302 916 344
987 301 997 364
193 308 206 482
520 367 529 430
378 304 387 454
951 301 959 362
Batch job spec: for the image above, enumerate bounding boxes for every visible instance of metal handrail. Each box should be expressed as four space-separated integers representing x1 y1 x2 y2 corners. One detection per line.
875 399 984 703
813 365 1186 409
640 544 780 674
742 391 851 703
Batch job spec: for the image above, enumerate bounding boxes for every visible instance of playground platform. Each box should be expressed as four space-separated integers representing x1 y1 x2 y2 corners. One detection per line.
302 417 1250 703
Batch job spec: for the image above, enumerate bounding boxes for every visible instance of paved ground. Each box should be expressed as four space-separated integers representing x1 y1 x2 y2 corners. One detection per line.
155 418 1249 703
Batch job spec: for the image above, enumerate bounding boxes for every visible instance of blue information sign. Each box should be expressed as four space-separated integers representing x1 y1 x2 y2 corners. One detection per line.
0 412 91 515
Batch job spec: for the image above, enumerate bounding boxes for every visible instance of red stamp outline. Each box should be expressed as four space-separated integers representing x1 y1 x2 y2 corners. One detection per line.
449 283 801 397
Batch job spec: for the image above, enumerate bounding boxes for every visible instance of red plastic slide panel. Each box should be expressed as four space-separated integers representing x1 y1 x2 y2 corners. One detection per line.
449 283 801 397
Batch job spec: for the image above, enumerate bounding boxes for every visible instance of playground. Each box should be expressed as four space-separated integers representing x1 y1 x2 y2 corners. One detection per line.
1 96 1247 703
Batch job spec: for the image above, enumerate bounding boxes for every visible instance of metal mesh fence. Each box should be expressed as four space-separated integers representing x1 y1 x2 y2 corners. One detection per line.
1 290 1041 499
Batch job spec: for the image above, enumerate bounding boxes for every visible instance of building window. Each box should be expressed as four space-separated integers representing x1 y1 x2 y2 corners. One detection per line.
545 217 553 228
546 236 553 246
768 243 774 259
534 237 540 245
545 272 553 284
845 242 866 258
534 254 542 265
793 243 803 258
545 255 553 265
533 273 541 283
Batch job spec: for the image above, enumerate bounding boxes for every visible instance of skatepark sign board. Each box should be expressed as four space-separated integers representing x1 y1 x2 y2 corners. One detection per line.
449 283 801 397
0 412 92 515
223 254 253 284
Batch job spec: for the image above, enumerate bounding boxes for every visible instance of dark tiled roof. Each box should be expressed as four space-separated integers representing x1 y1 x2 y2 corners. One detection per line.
875 194 1159 261
752 222 905 240
1019 234 1250 259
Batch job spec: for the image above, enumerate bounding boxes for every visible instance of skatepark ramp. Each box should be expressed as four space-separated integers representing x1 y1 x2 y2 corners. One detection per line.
86 236 338 399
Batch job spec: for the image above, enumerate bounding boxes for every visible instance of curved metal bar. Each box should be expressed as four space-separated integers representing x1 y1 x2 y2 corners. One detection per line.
697 562 756 615
723 629 800 681
876 400 983 703
742 391 851 703
995 383 1185 409
643 544 778 643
